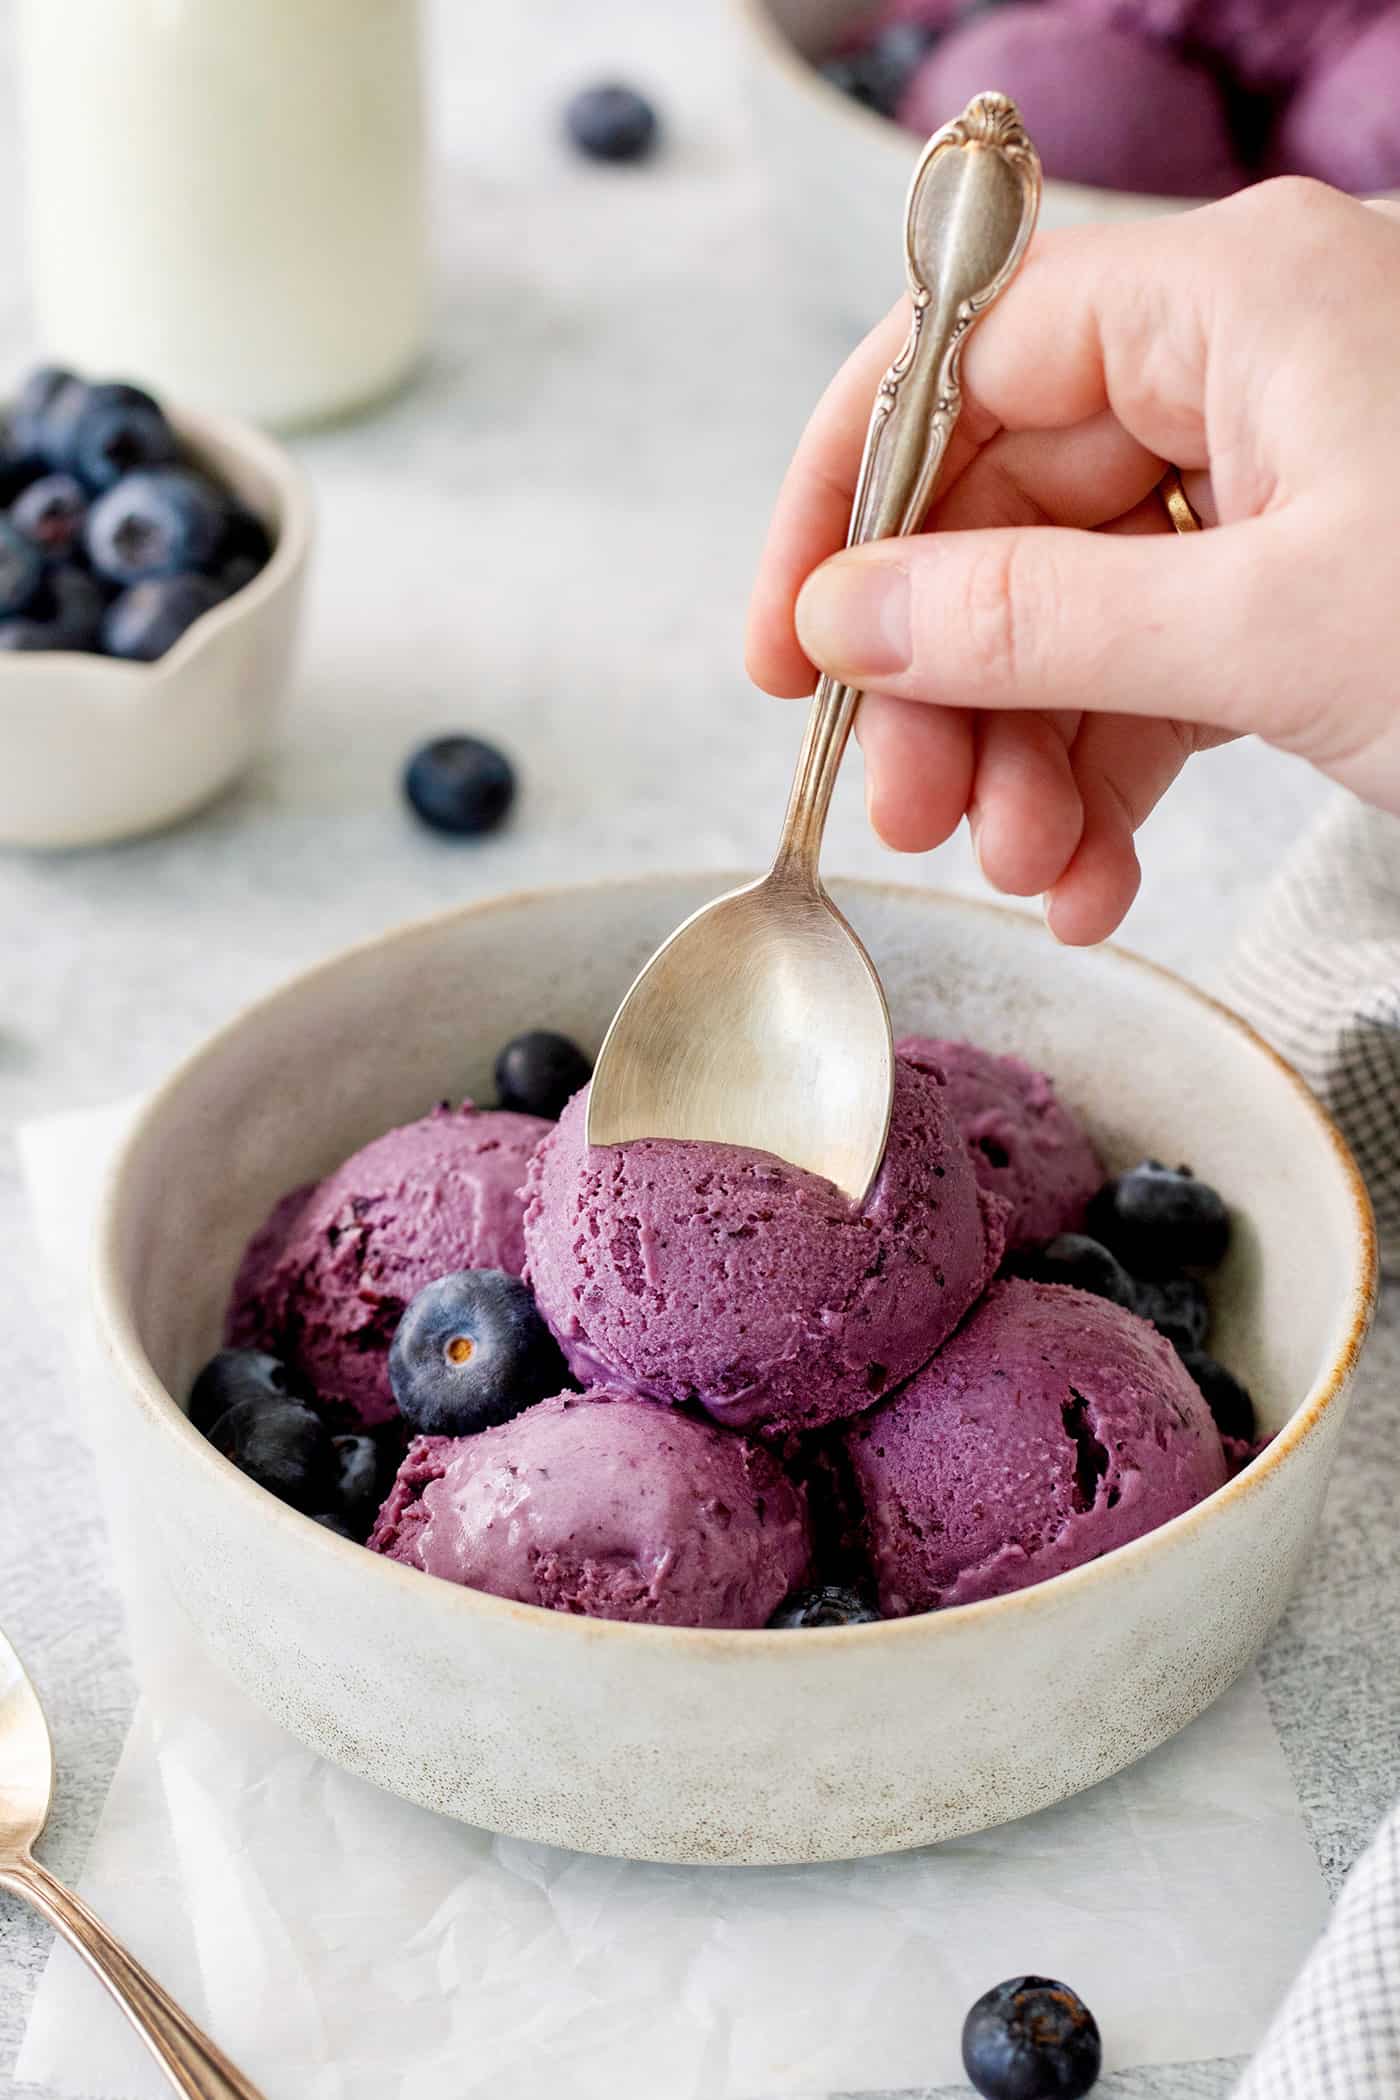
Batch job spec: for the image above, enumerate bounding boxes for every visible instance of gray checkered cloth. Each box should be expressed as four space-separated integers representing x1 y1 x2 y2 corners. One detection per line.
1233 1806 1400 2097
1228 794 1400 1275
1225 793 1400 2095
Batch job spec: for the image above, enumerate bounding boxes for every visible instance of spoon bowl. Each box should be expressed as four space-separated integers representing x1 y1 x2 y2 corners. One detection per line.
587 95 1043 1200
586 868 893 1193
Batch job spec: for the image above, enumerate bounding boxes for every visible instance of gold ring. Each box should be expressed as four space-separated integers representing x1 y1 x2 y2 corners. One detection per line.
1159 464 1203 534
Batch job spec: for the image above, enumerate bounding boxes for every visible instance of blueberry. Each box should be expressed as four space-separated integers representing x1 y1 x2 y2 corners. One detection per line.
211 504 272 594
331 1433 392 1539
102 573 226 661
44 563 107 649
768 1584 880 1628
403 734 516 838
1180 1349 1256 1442
1087 1162 1230 1276
818 57 881 111
863 22 938 111
11 367 85 467
389 1269 567 1436
962 1975 1102 2100
208 1397 333 1513
86 467 228 585
0 561 106 652
188 1347 302 1437
11 473 87 560
1012 1233 1137 1311
0 434 48 506
564 82 659 162
69 382 177 491
494 1029 593 1120
1134 1273 1209 1355
820 22 936 116
0 617 53 651
312 1512 356 1539
0 518 45 618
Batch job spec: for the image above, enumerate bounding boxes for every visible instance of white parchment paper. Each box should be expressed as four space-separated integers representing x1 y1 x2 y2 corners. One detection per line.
15 1105 1329 2099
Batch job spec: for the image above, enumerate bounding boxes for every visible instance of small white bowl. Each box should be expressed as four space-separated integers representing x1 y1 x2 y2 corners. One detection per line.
94 877 1376 1865
0 404 311 850
735 0 1198 320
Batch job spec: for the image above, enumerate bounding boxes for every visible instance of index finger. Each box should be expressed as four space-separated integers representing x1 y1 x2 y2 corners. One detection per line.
744 209 1220 699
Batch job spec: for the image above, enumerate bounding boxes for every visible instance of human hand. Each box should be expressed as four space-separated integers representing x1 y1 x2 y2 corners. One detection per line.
747 179 1400 942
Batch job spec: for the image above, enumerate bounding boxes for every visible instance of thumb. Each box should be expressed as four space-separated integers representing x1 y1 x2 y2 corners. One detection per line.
793 519 1304 742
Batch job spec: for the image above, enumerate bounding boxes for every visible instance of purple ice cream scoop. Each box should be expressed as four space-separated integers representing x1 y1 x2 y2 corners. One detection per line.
896 1036 1103 1252
522 1058 1008 1437
1067 0 1391 94
368 1389 812 1627
227 1102 552 1427
1275 7 1400 191
899 7 1243 197
844 1277 1227 1614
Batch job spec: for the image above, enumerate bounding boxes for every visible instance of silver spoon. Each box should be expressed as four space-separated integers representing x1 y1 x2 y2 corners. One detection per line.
588 94 1042 1201
0 1624 266 2099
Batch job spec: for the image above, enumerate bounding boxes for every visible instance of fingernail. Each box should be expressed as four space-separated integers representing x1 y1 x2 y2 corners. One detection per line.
796 555 911 678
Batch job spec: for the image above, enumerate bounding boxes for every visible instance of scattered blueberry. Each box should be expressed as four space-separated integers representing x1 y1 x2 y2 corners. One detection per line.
1180 1349 1256 1442
331 1433 392 1539
1087 1162 1230 1276
0 518 44 618
212 504 272 594
1013 1233 1137 1311
207 1397 333 1514
962 1975 1102 2100
564 82 659 162
312 1512 357 1539
389 1269 567 1437
69 382 177 491
103 573 226 661
86 466 228 585
188 1347 302 1437
403 734 516 838
11 473 87 559
1134 1273 1209 1355
495 1029 593 1120
769 1584 880 1628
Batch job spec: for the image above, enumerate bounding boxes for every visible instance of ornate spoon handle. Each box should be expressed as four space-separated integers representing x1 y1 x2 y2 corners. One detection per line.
0 1851 266 2100
774 94 1042 885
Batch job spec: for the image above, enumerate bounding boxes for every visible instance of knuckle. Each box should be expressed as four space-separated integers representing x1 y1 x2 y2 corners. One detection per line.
1218 175 1354 261
951 535 1041 694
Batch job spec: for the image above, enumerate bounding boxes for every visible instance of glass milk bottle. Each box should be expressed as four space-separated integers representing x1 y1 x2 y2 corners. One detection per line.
16 0 427 428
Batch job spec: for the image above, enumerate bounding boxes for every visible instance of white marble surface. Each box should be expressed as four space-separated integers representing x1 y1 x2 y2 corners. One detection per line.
1 2 1398 2094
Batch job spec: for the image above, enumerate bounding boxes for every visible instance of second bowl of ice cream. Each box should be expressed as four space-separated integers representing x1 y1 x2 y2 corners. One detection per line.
94 875 1375 1863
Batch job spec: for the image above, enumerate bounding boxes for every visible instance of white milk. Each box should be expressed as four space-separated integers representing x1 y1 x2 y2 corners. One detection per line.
16 0 427 428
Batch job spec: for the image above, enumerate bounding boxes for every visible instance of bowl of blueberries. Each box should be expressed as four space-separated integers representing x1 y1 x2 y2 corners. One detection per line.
0 364 310 849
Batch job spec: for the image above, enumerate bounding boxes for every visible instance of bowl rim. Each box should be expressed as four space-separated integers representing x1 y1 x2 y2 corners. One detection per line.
727 0 1213 218
0 399 312 683
94 873 1379 1655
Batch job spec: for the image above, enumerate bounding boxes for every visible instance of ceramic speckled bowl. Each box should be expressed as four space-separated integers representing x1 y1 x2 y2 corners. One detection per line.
95 877 1376 1865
